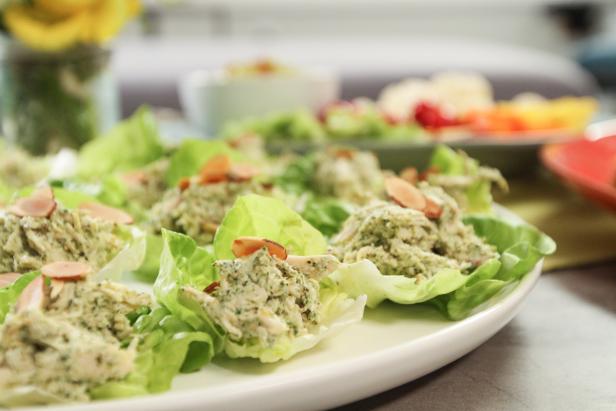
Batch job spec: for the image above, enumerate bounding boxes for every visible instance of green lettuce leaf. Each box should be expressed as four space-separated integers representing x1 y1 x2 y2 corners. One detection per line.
164 139 245 186
222 110 325 142
0 272 40 324
133 234 165 283
94 226 147 282
213 194 328 259
429 145 501 213
331 214 555 320
273 154 316 195
76 106 165 179
330 260 470 309
90 307 214 399
299 195 354 238
153 230 224 352
432 215 555 320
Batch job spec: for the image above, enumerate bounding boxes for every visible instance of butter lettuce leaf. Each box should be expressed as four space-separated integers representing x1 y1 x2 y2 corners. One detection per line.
90 307 214 399
429 215 556 320
76 106 165 179
95 226 147 282
133 234 165 283
154 230 224 352
429 145 506 213
330 260 470 308
214 194 328 259
298 195 354 238
273 154 316 195
331 215 555 320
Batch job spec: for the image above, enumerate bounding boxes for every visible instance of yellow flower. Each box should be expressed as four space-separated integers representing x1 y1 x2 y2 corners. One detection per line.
3 0 141 52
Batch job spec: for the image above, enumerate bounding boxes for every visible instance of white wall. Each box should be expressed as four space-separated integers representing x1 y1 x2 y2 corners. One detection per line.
124 0 616 57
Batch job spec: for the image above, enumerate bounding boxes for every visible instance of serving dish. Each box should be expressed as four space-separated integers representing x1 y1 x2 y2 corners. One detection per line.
179 67 339 136
541 132 616 212
24 261 540 411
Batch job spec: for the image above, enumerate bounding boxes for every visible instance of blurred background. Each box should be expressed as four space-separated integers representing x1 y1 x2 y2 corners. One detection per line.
115 0 616 115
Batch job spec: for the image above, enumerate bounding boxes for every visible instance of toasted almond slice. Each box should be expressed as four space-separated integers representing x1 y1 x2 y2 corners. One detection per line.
423 197 443 220
33 186 54 201
204 281 220 294
178 177 191 191
200 154 232 184
122 170 148 185
0 273 21 288
385 176 427 211
286 254 341 280
231 237 288 260
202 221 219 234
79 202 134 225
41 261 92 281
400 167 419 185
16 276 46 312
333 148 355 159
228 164 260 182
9 195 57 218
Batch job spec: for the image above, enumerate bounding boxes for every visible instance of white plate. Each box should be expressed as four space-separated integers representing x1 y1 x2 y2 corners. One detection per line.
26 259 542 411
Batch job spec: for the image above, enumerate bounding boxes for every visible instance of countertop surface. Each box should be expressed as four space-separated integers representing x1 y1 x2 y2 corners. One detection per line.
337 262 616 411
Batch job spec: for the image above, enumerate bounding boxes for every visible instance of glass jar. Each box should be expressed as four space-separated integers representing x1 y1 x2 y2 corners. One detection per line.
0 41 120 155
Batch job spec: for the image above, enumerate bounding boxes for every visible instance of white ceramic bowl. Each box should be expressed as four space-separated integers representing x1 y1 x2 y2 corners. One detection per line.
179 68 339 136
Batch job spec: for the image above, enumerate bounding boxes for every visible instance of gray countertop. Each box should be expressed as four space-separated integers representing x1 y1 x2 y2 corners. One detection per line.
337 262 616 411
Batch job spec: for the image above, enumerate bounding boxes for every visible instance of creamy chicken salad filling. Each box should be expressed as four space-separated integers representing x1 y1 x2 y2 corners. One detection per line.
312 148 385 205
332 183 496 280
0 276 152 402
122 159 170 209
150 180 266 245
185 248 322 347
0 147 48 189
0 209 125 274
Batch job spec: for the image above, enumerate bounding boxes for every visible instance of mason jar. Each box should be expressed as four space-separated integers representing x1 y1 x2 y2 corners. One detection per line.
0 41 120 154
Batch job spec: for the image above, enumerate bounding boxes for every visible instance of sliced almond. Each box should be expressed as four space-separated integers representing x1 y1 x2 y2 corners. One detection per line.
385 176 427 211
202 222 219 234
231 237 288 260
9 195 57 218
200 154 232 184
41 261 92 281
16 276 46 312
178 177 191 191
228 164 260 182
332 148 355 159
0 273 21 288
286 255 341 280
79 202 134 225
423 197 443 219
33 186 54 201
399 167 419 185
122 170 148 185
